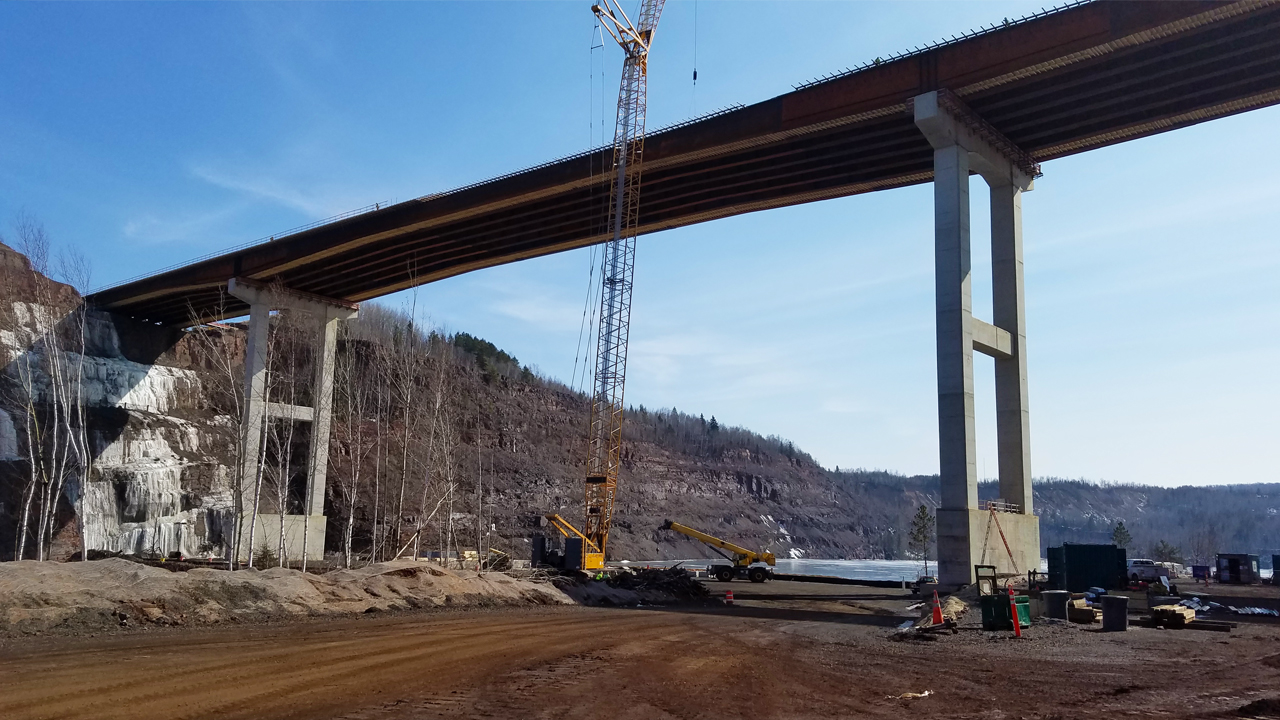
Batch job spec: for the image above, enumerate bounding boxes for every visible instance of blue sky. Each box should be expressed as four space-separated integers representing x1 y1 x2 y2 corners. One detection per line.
2 2 1277 487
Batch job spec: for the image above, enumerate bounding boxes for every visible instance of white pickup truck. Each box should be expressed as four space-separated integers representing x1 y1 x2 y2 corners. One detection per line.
1128 558 1171 583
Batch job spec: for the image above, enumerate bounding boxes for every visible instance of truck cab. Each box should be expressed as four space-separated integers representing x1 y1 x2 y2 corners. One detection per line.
1127 558 1170 583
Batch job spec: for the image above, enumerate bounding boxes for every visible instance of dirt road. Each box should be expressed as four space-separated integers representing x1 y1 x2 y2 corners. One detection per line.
3 595 1280 719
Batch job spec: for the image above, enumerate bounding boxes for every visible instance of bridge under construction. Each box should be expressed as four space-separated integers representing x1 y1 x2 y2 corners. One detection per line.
87 0 1280 586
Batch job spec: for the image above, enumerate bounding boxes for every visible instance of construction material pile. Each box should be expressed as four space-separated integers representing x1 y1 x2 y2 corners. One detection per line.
557 567 711 606
1151 604 1196 628
612 567 710 601
0 558 572 635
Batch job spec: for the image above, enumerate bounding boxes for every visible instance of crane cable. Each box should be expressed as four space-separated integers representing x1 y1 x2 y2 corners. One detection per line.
573 18 608 394
691 0 698 115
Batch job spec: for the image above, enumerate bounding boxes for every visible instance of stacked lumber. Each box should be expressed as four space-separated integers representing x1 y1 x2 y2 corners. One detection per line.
1151 604 1197 628
1067 596 1100 624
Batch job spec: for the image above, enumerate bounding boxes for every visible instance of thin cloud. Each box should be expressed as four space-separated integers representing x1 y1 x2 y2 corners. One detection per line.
121 201 249 245
189 164 340 219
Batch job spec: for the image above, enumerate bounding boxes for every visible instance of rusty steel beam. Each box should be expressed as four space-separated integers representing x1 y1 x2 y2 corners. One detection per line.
89 0 1280 324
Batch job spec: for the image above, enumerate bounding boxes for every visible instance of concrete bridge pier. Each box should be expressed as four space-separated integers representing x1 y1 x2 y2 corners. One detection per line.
914 90 1040 588
228 277 358 565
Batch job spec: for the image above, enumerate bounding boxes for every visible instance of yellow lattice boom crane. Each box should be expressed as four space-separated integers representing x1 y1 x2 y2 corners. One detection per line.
662 520 777 583
543 0 666 572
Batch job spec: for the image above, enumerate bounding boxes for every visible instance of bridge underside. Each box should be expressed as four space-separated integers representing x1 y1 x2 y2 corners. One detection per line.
90 0 1280 326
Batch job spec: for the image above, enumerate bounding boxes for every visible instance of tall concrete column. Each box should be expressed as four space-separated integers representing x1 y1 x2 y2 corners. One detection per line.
932 142 979 514
305 313 341 517
239 301 270 519
991 181 1033 515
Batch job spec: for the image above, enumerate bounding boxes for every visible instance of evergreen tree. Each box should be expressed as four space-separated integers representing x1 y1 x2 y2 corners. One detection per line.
908 504 936 575
1111 521 1132 548
1152 540 1184 564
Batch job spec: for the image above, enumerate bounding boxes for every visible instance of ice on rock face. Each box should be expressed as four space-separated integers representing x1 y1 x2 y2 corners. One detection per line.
4 302 234 559
0 408 17 459
86 420 234 559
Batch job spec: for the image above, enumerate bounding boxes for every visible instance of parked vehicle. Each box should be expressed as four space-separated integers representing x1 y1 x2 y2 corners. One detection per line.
1127 558 1170 583
910 575 938 595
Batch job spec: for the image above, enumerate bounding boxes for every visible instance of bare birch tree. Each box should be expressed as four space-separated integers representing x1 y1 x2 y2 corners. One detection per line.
185 292 247 568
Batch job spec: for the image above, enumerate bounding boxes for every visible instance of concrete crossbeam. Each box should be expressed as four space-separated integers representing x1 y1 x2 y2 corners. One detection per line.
267 402 315 422
971 319 1012 360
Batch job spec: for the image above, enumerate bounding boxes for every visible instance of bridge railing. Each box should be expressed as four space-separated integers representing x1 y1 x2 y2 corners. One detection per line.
794 0 1091 90
980 499 1022 514
88 201 392 295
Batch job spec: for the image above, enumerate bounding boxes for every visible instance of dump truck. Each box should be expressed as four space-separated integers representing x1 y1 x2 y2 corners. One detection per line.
661 520 776 582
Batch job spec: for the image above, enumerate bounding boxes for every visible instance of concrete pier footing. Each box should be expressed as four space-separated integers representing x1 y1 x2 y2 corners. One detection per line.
914 90 1040 587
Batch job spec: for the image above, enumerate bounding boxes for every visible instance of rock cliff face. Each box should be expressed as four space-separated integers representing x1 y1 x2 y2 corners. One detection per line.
1 241 238 559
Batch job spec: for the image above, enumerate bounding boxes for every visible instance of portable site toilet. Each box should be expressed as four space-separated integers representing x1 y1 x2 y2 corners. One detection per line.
1216 553 1260 584
1272 555 1279 585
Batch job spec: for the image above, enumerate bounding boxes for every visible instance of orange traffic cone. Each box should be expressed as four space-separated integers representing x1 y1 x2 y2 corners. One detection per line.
725 590 734 606
931 590 945 625
1007 586 1022 638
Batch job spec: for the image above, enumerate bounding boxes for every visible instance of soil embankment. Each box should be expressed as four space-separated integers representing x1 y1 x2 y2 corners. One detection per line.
0 557 569 635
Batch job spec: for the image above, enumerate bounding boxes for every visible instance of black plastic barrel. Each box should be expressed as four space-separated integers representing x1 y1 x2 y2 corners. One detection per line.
1101 595 1129 631
1042 590 1070 620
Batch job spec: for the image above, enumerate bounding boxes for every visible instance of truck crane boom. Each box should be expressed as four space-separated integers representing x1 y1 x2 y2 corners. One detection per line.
545 0 666 572
662 520 776 583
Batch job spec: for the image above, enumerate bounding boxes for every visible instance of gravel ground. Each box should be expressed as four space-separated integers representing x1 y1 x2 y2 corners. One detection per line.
2 578 1278 719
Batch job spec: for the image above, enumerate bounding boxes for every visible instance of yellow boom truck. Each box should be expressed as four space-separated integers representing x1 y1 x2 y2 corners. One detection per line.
662 520 776 583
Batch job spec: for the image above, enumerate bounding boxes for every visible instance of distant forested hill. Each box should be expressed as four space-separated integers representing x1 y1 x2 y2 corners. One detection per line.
378 315 1280 565
825 471 1280 565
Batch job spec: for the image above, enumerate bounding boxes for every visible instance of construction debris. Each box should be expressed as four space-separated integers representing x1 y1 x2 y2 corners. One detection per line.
611 567 710 600
916 593 968 626
1227 605 1279 617
1067 596 1101 624
556 567 711 607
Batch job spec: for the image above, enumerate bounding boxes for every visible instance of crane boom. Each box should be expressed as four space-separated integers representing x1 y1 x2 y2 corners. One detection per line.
662 521 777 567
575 0 666 567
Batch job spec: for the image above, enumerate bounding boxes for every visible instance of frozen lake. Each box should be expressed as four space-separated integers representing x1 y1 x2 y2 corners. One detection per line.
619 557 1066 581
619 558 943 582
621 558 1273 581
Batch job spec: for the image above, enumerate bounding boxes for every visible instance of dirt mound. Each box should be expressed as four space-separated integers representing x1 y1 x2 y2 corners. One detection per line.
0 558 571 635
1237 698 1280 718
557 567 711 606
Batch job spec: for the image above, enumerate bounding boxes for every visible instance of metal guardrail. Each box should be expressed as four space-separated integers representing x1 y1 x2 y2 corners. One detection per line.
981 500 1022 514
411 104 747 205
793 0 1093 91
88 201 392 295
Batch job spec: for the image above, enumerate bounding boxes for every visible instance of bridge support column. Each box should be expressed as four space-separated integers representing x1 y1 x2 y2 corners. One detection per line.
228 278 358 566
914 90 1040 588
